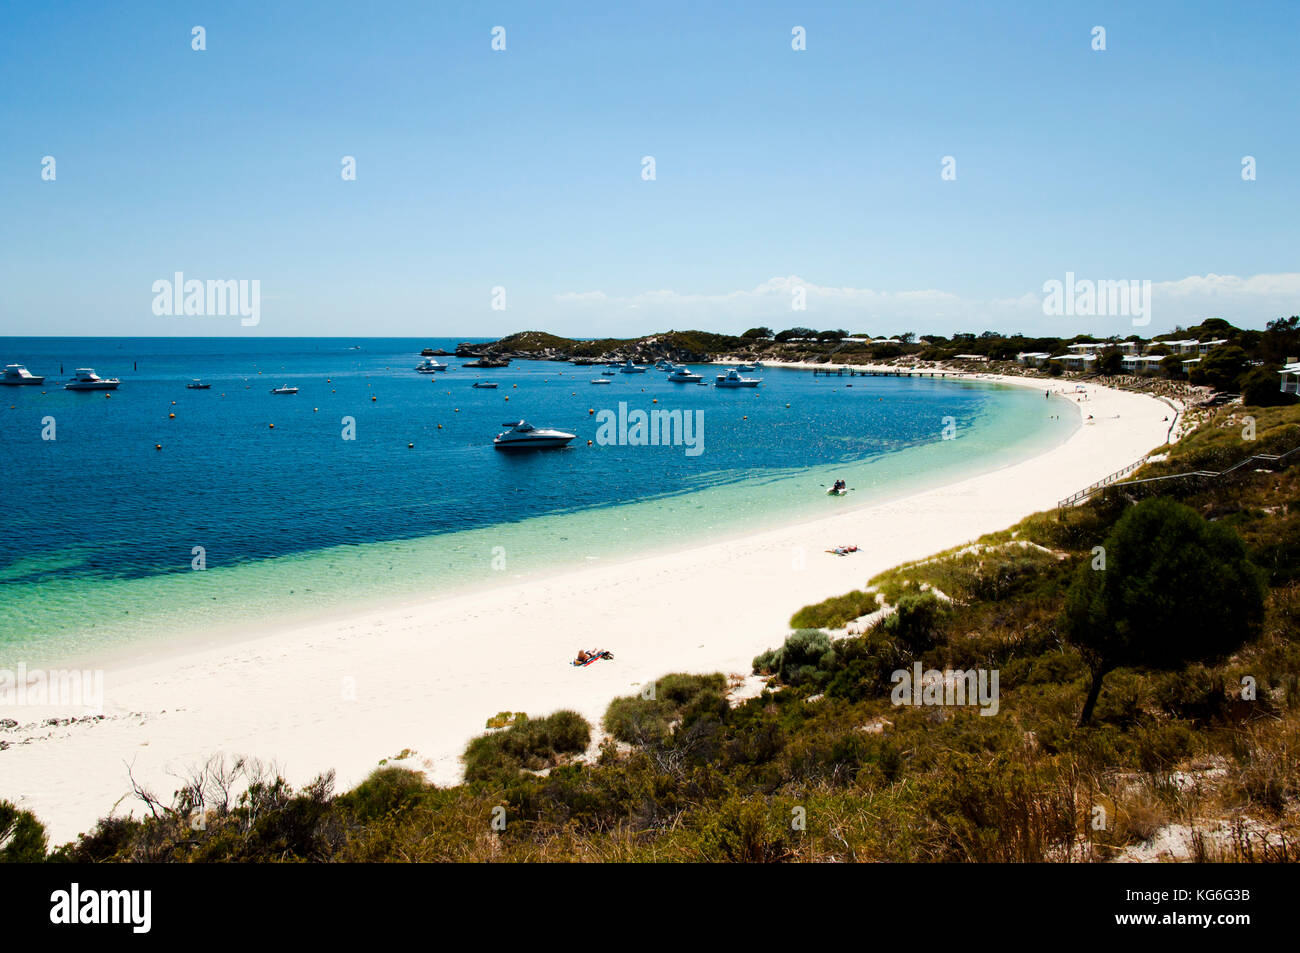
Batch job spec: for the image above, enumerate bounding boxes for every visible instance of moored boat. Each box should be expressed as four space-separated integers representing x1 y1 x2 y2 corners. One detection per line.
65 368 120 391
1 364 45 385
667 365 703 383
493 420 576 449
715 368 761 387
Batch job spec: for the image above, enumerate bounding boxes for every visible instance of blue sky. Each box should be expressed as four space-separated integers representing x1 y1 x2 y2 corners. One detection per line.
2 0 1297 338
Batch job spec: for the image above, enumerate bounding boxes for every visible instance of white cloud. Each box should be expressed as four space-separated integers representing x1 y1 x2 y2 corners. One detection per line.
549 272 1300 337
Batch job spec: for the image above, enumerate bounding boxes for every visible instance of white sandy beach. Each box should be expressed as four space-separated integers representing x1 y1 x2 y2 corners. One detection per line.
1 374 1176 844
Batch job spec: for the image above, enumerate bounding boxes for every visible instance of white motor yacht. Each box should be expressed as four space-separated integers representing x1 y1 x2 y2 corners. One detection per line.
1 365 45 385
269 385 299 394
667 365 703 383
493 420 576 449
619 360 647 374
65 368 120 391
715 368 762 387
415 357 448 373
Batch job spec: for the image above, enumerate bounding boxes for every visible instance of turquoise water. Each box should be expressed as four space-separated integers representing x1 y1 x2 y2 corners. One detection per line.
0 338 1075 665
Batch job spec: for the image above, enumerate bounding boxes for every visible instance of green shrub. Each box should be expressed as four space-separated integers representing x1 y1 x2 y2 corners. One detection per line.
753 629 834 687
462 710 591 781
604 673 729 745
790 590 878 629
0 800 48 863
339 766 428 821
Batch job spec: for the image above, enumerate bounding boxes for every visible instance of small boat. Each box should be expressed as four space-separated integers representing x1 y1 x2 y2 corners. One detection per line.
737 363 756 371
590 378 612 385
493 420 576 450
186 379 211 390
65 368 120 391
619 360 648 374
270 385 299 394
715 368 761 388
667 365 703 383
1 364 45 385
827 487 849 496
472 381 499 389
601 370 616 376
654 359 675 371
415 358 448 373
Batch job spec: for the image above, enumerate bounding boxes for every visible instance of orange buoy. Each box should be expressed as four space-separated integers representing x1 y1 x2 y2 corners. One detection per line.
371 395 377 401
587 439 593 445
269 423 275 429
155 443 162 450
168 413 175 419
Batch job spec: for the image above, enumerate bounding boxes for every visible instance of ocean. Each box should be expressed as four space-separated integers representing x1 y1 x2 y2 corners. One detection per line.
0 337 1076 664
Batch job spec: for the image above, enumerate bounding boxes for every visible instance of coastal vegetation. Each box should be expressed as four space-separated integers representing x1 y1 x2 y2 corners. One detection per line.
10 402 1297 863
478 317 1300 407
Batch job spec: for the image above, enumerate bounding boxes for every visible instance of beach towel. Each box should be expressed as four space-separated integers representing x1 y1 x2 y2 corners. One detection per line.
573 650 613 667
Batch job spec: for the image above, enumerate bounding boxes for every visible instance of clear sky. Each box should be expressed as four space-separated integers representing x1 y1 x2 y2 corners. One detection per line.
2 0 1297 339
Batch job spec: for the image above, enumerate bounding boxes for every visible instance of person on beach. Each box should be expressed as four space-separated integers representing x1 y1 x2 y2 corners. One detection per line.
576 649 590 664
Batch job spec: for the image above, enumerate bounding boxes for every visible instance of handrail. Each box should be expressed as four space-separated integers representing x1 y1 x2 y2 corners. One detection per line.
1057 457 1149 507
1058 441 1300 507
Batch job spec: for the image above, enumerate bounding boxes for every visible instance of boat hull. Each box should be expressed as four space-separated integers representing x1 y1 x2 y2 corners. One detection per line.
494 437 574 449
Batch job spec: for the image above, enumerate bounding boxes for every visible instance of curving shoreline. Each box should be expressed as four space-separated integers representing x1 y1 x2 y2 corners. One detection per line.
0 374 1174 844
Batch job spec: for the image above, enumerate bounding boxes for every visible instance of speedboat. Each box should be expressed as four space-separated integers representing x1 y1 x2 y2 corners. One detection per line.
270 385 299 394
715 368 761 387
654 359 674 371
667 365 703 383
600 369 616 376
737 363 756 371
590 378 612 385
619 360 647 374
65 368 120 391
1 365 44 385
186 379 211 390
472 381 499 389
415 357 448 373
493 420 576 450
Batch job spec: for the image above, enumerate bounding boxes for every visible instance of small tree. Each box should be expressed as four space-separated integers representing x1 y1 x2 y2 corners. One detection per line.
1239 364 1296 408
1096 346 1124 376
0 800 48 863
1189 345 1248 391
1063 498 1266 725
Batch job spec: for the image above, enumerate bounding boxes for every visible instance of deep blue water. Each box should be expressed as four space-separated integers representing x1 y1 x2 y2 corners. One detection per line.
0 336 1008 580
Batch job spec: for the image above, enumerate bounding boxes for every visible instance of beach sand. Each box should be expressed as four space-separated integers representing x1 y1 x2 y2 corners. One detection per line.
1 375 1176 844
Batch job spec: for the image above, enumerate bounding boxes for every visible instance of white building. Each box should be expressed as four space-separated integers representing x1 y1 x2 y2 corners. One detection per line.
1120 354 1165 374
1017 351 1051 367
1280 360 1300 395
1058 353 1096 371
